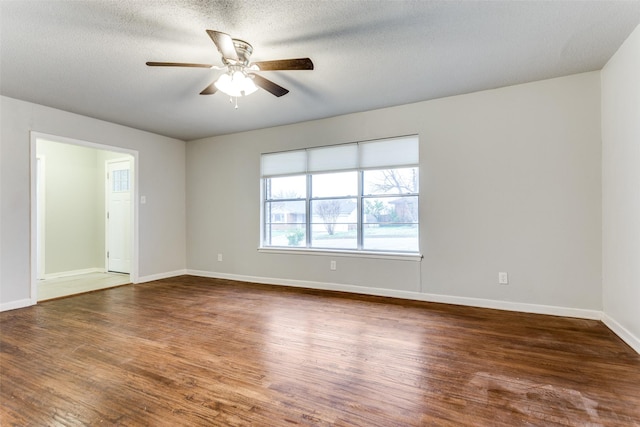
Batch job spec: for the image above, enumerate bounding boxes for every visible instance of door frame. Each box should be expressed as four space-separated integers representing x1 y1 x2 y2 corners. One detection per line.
105 157 133 273
36 156 46 280
29 132 140 304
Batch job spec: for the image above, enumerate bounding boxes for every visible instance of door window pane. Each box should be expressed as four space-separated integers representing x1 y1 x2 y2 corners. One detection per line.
112 169 130 192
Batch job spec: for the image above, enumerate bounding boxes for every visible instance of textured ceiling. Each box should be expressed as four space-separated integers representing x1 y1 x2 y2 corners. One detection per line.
1 0 639 141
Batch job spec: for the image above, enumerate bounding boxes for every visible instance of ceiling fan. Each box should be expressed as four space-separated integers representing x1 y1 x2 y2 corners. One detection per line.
146 30 313 102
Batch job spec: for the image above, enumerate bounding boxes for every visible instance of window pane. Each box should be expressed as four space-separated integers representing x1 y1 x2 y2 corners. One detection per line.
265 200 307 223
310 199 357 249
264 201 306 247
266 175 306 200
311 171 357 198
363 167 418 195
363 223 419 252
363 196 418 252
364 196 418 224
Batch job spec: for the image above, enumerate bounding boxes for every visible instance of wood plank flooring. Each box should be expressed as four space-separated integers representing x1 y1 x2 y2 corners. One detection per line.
1 276 639 426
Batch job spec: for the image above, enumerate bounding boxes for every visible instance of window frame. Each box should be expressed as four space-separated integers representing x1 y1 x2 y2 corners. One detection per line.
260 137 420 257
258 134 422 259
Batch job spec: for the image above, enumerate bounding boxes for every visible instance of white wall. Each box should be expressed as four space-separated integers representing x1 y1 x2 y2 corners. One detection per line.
0 96 187 310
187 72 602 317
601 24 640 352
37 139 104 275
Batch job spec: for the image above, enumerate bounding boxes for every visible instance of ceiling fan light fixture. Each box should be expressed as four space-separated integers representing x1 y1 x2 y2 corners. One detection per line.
146 30 314 101
214 70 257 97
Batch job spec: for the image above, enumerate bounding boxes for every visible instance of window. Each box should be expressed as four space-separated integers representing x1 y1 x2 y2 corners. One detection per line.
111 169 130 192
261 136 419 253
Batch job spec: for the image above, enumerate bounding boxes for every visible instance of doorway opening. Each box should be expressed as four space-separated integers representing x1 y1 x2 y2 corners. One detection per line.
30 133 138 302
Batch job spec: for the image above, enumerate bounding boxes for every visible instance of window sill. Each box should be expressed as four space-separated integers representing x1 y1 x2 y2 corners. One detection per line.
257 247 422 261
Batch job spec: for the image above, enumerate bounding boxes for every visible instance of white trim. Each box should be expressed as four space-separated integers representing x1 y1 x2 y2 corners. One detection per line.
43 268 105 280
421 293 602 320
0 299 34 312
137 269 188 284
36 156 46 280
30 138 38 304
186 269 602 320
601 313 640 354
258 247 422 261
30 131 140 303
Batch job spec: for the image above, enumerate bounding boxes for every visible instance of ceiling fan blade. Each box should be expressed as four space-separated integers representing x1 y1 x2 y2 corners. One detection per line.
250 74 289 97
253 58 314 71
146 61 213 68
200 82 218 95
206 30 239 62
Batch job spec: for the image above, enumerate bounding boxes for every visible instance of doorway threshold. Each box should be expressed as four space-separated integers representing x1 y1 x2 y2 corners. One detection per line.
38 272 130 301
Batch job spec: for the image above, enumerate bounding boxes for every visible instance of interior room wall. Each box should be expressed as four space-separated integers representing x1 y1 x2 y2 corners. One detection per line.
0 96 187 310
186 71 602 317
601 23 640 352
37 139 104 275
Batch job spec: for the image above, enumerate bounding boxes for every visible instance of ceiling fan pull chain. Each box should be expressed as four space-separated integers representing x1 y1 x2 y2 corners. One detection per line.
229 95 239 109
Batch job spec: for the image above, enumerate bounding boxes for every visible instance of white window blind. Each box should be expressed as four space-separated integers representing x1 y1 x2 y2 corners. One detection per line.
307 144 358 173
261 135 418 177
359 136 418 169
261 150 306 177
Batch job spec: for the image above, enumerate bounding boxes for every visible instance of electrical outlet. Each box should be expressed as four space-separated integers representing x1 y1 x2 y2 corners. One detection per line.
330 260 336 271
217 254 223 262
498 272 508 285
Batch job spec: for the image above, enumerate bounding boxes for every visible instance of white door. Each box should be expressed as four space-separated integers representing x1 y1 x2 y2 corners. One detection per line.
106 159 132 274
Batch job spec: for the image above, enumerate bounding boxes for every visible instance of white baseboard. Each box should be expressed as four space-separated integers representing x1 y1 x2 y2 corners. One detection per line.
186 269 602 320
601 313 640 354
137 269 187 283
0 298 34 312
422 293 602 320
44 267 104 280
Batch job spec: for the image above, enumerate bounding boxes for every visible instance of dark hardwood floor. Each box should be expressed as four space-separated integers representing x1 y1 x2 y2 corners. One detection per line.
1 276 639 426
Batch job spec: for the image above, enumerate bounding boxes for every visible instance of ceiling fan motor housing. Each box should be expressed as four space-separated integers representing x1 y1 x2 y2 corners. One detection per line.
228 39 253 66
